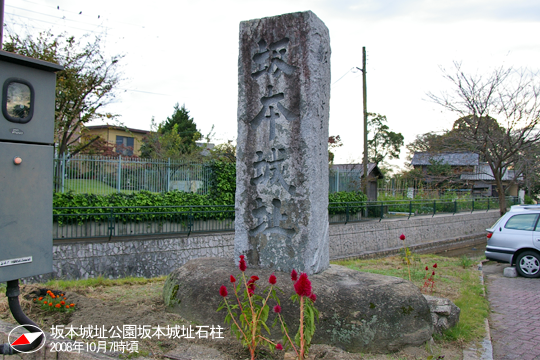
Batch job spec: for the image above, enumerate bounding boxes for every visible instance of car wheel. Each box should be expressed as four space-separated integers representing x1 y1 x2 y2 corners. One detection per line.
516 251 540 278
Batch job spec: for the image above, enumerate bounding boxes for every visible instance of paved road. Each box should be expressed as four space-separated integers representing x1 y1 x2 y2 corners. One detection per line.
484 263 540 360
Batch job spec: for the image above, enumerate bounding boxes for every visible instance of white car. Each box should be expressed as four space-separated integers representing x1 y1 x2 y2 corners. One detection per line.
485 205 540 278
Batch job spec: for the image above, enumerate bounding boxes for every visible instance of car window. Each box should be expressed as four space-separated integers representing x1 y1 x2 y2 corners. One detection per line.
505 214 539 231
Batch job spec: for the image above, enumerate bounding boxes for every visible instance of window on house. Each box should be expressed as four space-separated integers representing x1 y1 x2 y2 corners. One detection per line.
116 136 134 156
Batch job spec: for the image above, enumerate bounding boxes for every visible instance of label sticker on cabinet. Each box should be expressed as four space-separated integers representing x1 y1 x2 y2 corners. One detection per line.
0 256 32 267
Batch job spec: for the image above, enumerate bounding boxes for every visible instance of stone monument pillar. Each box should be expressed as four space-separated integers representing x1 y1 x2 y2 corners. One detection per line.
235 11 331 274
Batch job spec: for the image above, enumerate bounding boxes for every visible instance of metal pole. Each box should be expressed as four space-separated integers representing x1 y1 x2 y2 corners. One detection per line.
117 156 122 193
0 0 4 49
362 47 368 196
61 153 66 193
336 167 340 192
167 158 171 192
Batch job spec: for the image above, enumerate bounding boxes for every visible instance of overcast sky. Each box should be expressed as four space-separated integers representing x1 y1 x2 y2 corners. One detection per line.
4 0 540 168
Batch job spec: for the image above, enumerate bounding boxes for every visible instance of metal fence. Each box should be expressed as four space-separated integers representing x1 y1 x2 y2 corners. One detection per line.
53 196 518 240
329 170 362 193
53 155 212 194
54 155 371 195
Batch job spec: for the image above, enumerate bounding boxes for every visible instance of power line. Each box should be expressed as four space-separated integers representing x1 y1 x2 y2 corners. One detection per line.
7 4 106 28
9 0 145 28
5 12 108 34
332 68 354 86
118 88 171 96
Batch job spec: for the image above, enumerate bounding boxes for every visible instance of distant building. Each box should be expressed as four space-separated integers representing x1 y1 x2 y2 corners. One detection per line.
84 125 149 156
411 152 478 173
330 163 384 201
411 152 522 197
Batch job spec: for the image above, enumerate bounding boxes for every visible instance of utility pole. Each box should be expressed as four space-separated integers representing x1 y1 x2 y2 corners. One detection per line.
362 47 368 196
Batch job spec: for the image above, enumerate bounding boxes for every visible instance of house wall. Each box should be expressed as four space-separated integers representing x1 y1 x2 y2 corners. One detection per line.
26 211 499 281
85 128 146 156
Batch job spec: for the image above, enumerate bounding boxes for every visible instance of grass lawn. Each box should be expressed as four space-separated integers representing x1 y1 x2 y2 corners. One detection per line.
333 253 489 344
60 179 136 195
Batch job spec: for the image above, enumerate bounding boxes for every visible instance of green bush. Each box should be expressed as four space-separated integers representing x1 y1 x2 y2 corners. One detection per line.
328 191 367 215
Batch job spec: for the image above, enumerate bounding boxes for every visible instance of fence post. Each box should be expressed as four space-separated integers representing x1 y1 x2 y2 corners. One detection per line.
453 200 457 215
345 203 349 224
61 153 66 193
107 207 115 241
432 200 436 217
336 168 340 192
471 199 475 213
408 200 412 219
117 156 122 193
487 198 490 212
167 158 171 192
379 202 383 222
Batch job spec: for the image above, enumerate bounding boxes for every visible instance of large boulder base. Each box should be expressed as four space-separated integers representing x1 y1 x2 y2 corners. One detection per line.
163 258 433 353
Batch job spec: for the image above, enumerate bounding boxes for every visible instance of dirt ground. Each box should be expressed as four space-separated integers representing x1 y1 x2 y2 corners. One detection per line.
0 280 467 360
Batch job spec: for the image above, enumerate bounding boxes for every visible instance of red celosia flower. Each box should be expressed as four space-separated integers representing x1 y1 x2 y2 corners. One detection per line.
239 255 247 272
291 269 298 282
400 233 406 241
248 288 254 297
433 263 437 268
309 293 317 302
425 266 429 270
230 275 236 283
269 273 277 285
219 285 228 297
432 271 435 275
273 305 282 313
250 275 259 281
294 273 312 297
276 343 283 350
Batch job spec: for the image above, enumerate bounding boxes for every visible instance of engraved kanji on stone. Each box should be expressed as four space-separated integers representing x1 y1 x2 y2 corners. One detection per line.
250 86 298 141
251 38 296 79
249 198 296 238
251 148 296 195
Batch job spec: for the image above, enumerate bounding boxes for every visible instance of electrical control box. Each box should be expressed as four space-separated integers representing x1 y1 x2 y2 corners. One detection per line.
0 50 63 282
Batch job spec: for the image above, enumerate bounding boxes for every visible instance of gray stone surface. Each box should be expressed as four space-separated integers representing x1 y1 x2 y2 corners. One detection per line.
236 11 331 275
503 267 517 278
164 257 433 353
423 295 461 335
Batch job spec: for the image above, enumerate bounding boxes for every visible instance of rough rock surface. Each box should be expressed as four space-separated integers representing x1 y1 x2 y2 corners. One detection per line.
163 258 433 353
236 11 331 274
422 295 461 335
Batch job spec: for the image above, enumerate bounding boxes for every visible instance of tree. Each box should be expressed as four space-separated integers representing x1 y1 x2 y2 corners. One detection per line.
3 31 123 157
140 103 203 160
428 62 540 215
367 113 404 165
208 142 236 163
405 131 466 162
328 135 343 164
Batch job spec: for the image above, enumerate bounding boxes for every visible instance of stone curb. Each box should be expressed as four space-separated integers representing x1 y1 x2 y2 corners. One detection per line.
463 261 493 360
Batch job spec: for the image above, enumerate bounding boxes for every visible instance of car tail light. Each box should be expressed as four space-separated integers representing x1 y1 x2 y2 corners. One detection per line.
487 232 493 239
